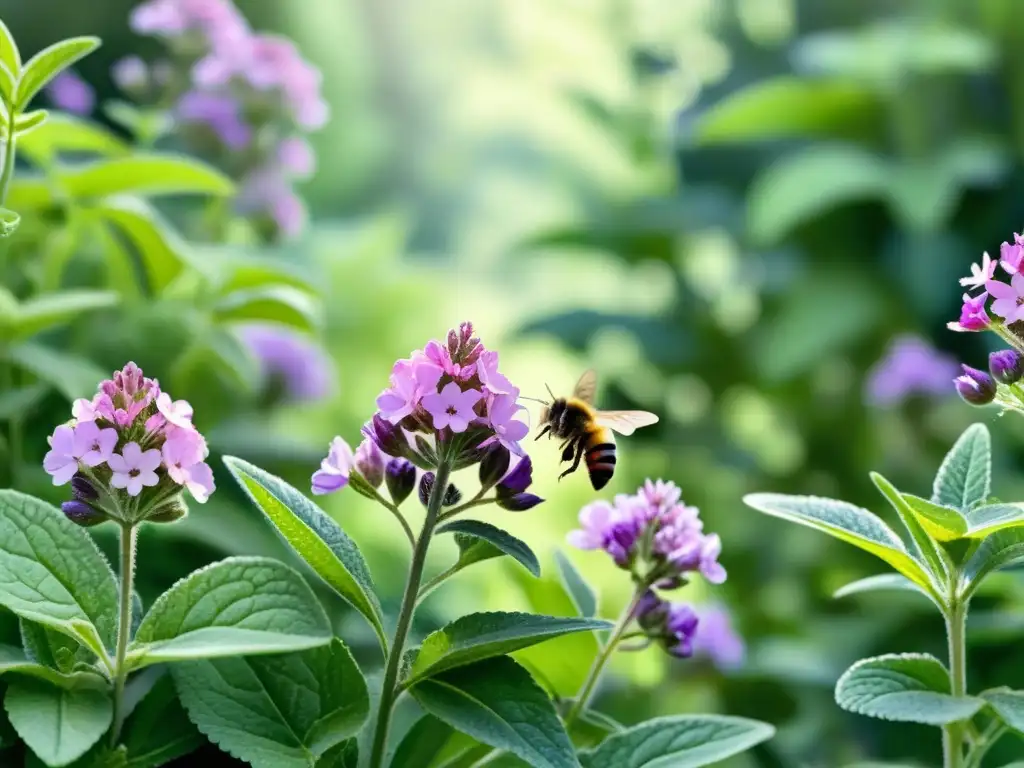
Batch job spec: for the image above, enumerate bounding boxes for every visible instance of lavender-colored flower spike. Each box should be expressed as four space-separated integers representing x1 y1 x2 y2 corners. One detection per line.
46 71 95 115
691 604 745 670
235 323 335 402
865 335 958 407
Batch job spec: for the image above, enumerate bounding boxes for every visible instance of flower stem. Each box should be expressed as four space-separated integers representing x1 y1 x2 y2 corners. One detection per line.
943 599 968 768
110 524 137 746
367 460 451 768
0 107 16 207
564 588 642 728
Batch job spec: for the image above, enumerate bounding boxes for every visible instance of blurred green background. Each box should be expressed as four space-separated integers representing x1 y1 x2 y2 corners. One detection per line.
8 0 1024 765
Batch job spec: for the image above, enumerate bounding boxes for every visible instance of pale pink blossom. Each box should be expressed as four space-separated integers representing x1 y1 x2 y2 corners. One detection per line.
72 422 117 468
960 252 995 291
987 275 1024 324
156 392 194 429
108 442 162 497
43 425 78 485
422 382 483 433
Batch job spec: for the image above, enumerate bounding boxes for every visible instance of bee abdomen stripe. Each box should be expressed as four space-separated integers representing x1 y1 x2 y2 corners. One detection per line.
586 444 616 465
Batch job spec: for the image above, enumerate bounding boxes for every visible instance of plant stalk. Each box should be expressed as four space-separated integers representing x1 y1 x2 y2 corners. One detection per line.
367 460 451 768
943 599 968 768
564 587 642 728
110 524 138 745
0 105 15 206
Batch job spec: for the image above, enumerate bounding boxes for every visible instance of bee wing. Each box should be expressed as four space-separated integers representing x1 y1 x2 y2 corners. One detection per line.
595 410 659 436
573 369 598 405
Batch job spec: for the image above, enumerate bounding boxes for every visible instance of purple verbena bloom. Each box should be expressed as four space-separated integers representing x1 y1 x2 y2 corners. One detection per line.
311 437 354 495
73 421 118 467
109 442 162 497
46 70 95 115
665 603 700 658
355 438 384 488
955 365 997 406
865 335 959 407
377 357 444 424
162 428 207 485
43 425 79 485
1002 233 1024 275
960 252 996 291
277 137 315 179
235 323 335 402
176 91 251 149
956 292 990 331
691 604 745 670
485 393 529 456
112 56 148 91
421 382 483 433
987 275 1024 324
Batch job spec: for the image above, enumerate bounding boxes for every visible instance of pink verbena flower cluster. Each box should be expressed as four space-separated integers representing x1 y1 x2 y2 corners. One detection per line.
568 479 725 585
311 322 542 513
44 362 214 525
124 0 326 239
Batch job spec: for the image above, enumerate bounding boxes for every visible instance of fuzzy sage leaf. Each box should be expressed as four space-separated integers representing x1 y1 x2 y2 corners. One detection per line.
435 519 540 577
554 550 597 618
127 556 332 670
871 474 947 587
931 423 991 512
577 714 775 768
409 656 576 768
172 639 368 768
121 673 203 768
223 456 387 650
834 653 984 725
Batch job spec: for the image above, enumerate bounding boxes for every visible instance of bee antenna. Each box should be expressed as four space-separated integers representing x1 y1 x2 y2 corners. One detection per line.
519 395 548 405
544 383 555 400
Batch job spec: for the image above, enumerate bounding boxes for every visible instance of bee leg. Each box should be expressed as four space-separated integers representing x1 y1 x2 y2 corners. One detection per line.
558 441 585 481
535 425 552 441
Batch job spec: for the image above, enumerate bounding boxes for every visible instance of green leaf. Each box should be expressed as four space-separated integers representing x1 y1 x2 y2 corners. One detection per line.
834 654 983 725
743 493 930 588
0 490 117 661
747 144 887 245
406 612 611 685
128 556 332 670
695 77 879 144
9 342 109 401
577 715 775 768
833 574 929 601
565 706 622 749
316 740 358 768
409 656 576 768
94 199 194 295
59 154 233 200
16 37 100 111
0 207 17 238
222 457 386 651
0 61 14 109
899 494 968 542
553 551 597 618
963 529 1024 595
173 639 368 768
14 109 47 136
932 423 990 512
8 290 118 340
18 114 127 166
389 715 454 768
0 382 48 421
436 520 540 578
962 503 1024 538
0 643 103 689
5 677 112 766
982 688 1024 734
0 18 20 78
870 474 946 585
213 286 322 333
122 673 202 768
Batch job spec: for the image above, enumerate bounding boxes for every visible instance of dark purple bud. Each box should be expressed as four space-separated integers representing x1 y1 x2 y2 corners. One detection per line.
955 365 997 405
418 472 460 507
147 497 188 523
61 500 106 527
385 458 416 505
498 455 534 495
71 473 98 501
634 590 667 630
663 603 699 659
990 350 1024 385
478 444 510 492
355 439 384 489
368 413 409 457
496 492 544 512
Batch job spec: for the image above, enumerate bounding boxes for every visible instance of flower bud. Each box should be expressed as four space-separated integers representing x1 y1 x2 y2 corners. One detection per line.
634 590 667 630
496 492 544 512
354 438 384 489
955 365 997 406
498 456 534 495
478 444 510 492
385 459 416 505
990 350 1024 385
61 500 106 527
71 473 98 501
418 472 460 507
367 414 409 458
147 496 189 523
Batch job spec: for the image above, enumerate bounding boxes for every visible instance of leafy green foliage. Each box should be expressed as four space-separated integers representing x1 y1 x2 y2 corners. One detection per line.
2 290 119 341
743 493 931 587
553 551 597 618
832 574 929 601
121 673 203 768
898 495 967 542
981 689 1024 735
0 490 117 662
964 529 1024 594
435 520 540 577
834 654 983 725
870 473 946 586
5 677 112 766
409 656 576 768
406 612 610 685
962 503 1024 538
58 155 233 200
577 715 775 768
222 457 386 650
15 36 100 111
388 716 454 768
173 639 368 768
931 424 990 512
128 556 332 669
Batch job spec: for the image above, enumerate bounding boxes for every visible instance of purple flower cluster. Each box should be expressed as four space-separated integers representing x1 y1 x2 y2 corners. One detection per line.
312 322 541 512
44 362 214 525
864 335 958 407
951 236 1024 332
235 323 335 403
127 0 327 240
568 479 725 585
635 590 700 658
45 70 95 115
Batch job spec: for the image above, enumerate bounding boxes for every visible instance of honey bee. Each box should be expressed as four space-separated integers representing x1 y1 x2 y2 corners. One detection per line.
535 370 659 490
